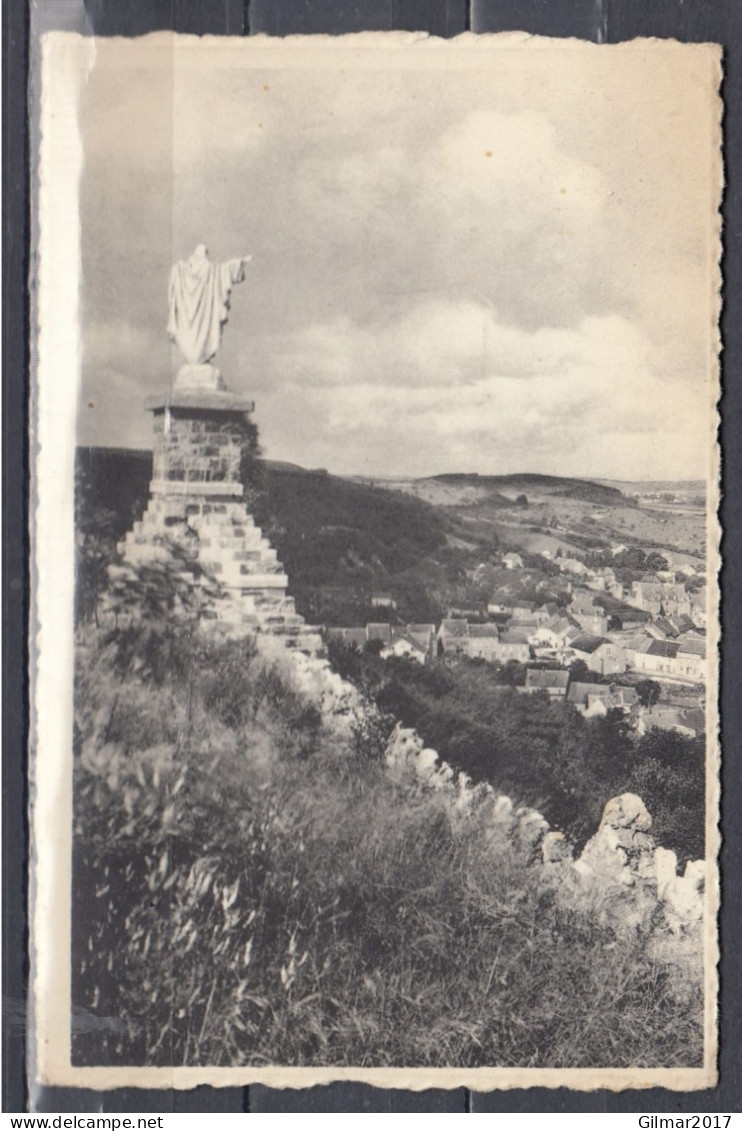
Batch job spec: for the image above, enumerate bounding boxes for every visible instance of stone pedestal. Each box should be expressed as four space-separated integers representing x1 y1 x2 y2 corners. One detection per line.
117 385 323 655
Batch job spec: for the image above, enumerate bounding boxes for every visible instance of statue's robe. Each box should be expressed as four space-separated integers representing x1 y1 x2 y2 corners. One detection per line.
167 251 246 365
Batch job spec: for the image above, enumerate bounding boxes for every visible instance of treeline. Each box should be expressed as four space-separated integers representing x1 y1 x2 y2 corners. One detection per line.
327 642 705 862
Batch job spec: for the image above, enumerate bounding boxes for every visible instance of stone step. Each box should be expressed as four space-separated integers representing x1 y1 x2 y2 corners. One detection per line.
229 548 278 563
204 562 284 584
226 573 290 590
208 535 266 550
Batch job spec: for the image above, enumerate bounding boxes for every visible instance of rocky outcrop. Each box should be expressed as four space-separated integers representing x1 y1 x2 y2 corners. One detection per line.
249 632 708 960
297 662 707 945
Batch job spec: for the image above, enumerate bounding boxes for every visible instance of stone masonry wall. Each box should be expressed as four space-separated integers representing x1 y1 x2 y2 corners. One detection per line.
152 409 246 485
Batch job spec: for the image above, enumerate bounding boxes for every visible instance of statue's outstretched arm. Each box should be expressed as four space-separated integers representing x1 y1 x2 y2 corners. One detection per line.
223 255 252 285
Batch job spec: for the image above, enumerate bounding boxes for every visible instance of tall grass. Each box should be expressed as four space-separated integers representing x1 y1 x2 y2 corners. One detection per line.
72 623 702 1068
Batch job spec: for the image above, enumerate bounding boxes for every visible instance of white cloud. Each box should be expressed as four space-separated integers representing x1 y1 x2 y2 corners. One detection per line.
252 301 706 479
76 40 717 482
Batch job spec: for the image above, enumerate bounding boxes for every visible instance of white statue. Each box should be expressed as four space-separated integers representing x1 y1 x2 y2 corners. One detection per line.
167 244 252 366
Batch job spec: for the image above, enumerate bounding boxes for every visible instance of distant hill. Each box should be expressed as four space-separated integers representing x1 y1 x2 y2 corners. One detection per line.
426 472 628 507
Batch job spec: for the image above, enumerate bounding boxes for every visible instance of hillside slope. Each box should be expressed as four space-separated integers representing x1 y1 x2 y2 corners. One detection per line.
76 447 497 625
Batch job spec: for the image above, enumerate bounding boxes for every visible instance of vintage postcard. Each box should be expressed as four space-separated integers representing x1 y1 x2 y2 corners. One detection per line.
31 32 722 1091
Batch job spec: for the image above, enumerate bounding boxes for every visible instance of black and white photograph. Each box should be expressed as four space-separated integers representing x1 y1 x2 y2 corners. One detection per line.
31 32 721 1090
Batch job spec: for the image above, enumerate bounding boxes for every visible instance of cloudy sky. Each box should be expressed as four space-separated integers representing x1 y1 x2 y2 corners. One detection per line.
74 34 720 479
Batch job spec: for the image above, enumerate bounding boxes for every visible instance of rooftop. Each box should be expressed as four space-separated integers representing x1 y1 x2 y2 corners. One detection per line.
570 633 609 654
647 639 680 658
366 623 393 643
525 669 570 690
439 619 469 638
500 630 530 644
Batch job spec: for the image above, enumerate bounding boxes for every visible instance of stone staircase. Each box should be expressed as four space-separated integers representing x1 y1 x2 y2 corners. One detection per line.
119 492 324 655
114 383 324 657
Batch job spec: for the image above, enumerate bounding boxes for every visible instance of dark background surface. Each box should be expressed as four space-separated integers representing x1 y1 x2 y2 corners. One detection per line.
4 0 740 1114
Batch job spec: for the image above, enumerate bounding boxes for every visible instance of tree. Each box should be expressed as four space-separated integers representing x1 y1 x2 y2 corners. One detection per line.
500 660 527 686
614 547 646 571
646 552 669 573
635 679 661 709
607 615 622 632
515 493 528 507
569 659 590 683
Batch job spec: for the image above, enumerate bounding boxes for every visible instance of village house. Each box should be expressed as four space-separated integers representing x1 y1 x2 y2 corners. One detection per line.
690 596 707 627
558 558 589 577
611 685 640 711
492 630 530 664
326 623 436 664
660 591 692 620
629 577 663 615
567 681 638 717
584 573 608 592
370 592 397 610
626 634 655 666
366 623 393 646
521 669 570 698
615 608 650 631
407 623 438 647
531 603 557 626
386 624 437 664
570 591 603 616
447 604 487 621
437 619 471 656
675 639 707 682
326 626 369 649
467 624 502 661
502 552 523 570
644 617 678 641
531 613 580 650
669 614 697 636
631 638 706 684
487 600 513 616
384 630 431 664
567 633 627 676
510 616 540 632
572 609 609 635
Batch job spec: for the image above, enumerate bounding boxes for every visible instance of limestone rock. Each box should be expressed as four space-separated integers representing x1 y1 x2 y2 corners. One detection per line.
542 830 573 864
578 793 656 889
514 805 550 855
655 847 705 934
